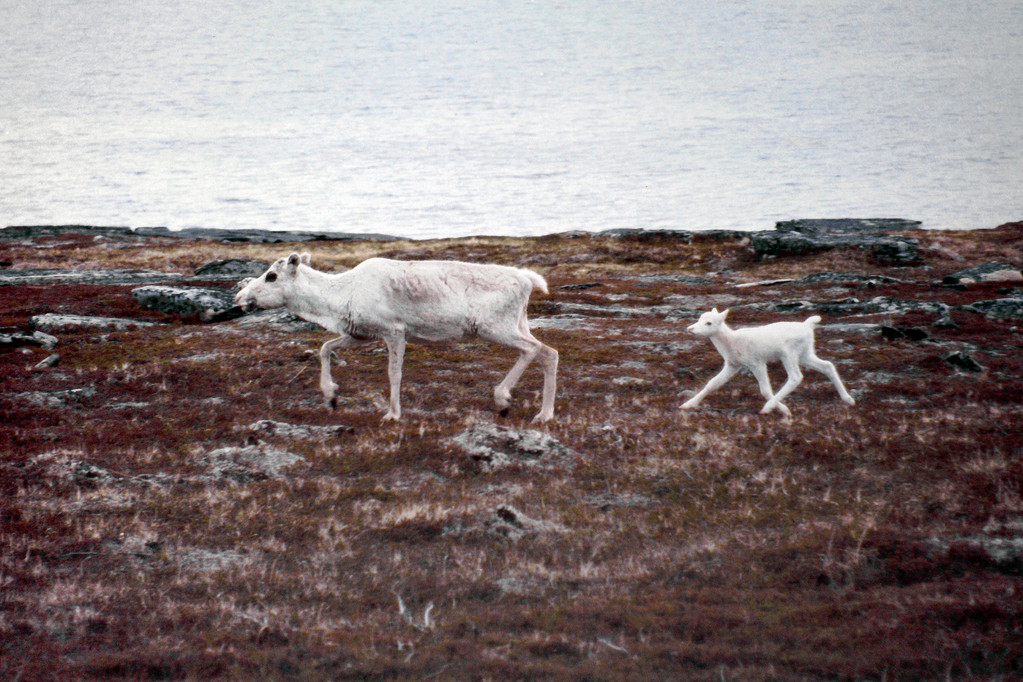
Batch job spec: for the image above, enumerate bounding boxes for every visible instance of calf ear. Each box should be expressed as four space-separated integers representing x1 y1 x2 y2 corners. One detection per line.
286 253 302 273
721 309 730 320
300 252 311 265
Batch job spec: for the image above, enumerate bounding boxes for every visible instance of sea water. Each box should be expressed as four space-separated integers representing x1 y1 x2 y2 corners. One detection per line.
2 0 1021 239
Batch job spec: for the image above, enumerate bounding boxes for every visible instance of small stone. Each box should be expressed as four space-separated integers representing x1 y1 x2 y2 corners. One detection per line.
33 353 61 370
942 351 984 373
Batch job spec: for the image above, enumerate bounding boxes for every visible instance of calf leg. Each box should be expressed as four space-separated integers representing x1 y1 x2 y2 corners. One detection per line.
319 335 369 408
382 332 406 421
761 356 801 416
804 353 856 405
681 363 739 410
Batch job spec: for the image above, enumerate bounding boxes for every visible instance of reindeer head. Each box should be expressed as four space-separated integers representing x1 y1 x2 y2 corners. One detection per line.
234 252 311 312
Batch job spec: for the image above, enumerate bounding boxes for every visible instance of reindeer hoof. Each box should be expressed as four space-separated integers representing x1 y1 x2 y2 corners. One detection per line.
329 396 338 410
499 407 510 418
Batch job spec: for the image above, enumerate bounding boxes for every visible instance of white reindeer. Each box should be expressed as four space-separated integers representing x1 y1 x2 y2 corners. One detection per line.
234 253 558 422
680 308 854 417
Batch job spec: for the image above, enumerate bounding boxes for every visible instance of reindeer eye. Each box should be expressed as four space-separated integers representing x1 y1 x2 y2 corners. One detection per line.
265 272 278 283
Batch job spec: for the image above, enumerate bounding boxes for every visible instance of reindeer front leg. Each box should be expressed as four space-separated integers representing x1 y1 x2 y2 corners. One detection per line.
319 335 366 409
382 330 407 421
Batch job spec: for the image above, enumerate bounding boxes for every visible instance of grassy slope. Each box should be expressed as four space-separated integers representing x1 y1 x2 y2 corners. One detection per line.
1 225 1021 680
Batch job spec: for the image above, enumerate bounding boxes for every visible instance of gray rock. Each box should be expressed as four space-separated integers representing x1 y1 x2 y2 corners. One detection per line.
32 313 160 331
194 259 271 278
966 298 1023 319
0 330 59 349
199 446 305 482
0 268 183 287
135 226 401 243
0 225 137 240
32 353 61 370
752 219 922 265
132 285 243 322
943 351 984 372
15 387 97 408
943 262 1022 286
452 423 581 471
231 308 322 332
776 218 921 234
237 419 354 439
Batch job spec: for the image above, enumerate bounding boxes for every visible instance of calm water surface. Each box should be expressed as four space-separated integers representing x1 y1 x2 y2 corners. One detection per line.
2 1 1021 238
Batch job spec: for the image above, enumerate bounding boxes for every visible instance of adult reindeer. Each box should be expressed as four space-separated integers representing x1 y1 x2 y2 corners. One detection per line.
235 253 558 422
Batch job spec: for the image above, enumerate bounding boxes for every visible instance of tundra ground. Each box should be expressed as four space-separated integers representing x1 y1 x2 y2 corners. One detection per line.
2 225 1021 680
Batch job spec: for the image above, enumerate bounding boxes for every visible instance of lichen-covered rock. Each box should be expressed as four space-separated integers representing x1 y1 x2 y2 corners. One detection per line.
31 313 160 331
199 446 305 482
237 419 354 439
943 262 1023 286
966 297 1023 319
452 423 581 471
194 259 271 278
752 219 922 265
1 329 59 349
132 285 243 322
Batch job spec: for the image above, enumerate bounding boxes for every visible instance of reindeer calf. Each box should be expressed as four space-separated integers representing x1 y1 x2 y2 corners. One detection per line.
680 308 854 417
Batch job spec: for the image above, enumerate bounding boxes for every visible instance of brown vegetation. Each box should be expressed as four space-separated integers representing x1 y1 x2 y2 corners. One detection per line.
2 224 1022 680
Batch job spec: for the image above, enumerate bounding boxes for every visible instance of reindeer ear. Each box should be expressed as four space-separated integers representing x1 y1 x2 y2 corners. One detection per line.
711 307 719 314
286 253 302 273
721 309 729 320
300 252 311 265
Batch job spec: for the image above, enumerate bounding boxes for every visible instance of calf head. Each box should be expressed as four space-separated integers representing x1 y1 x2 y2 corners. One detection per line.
687 308 728 337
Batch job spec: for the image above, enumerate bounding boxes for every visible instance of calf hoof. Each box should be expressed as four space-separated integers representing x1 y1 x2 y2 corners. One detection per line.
499 407 510 418
329 396 338 410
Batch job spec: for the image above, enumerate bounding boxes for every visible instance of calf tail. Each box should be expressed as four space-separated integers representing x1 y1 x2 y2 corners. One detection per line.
521 269 549 295
805 315 822 326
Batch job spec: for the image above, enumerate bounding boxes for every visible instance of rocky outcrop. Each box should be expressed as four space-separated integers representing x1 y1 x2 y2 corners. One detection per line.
0 224 402 243
967 298 1023 319
0 268 183 287
193 259 271 278
31 313 161 331
751 219 922 265
134 226 401 243
132 285 244 322
943 262 1022 286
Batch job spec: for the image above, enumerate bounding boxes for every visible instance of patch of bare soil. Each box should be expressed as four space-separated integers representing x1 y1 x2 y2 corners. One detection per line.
2 224 1021 680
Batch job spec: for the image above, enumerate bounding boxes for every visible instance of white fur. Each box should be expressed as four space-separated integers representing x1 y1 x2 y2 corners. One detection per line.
235 253 558 422
680 308 854 417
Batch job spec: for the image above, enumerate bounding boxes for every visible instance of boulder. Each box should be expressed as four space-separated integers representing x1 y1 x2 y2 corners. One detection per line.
132 285 243 322
943 351 984 372
1 329 59 349
966 298 1023 320
943 262 1022 286
451 423 581 471
194 259 271 278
